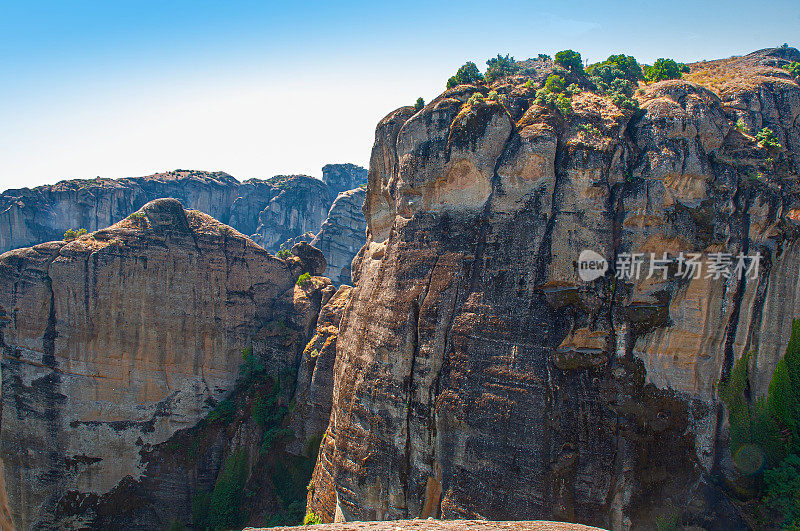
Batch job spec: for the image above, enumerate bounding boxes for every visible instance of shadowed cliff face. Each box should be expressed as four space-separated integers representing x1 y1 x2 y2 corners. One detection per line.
308 48 800 528
0 199 333 529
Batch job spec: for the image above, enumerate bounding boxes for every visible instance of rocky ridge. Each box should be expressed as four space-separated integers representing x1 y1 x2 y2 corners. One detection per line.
0 164 368 264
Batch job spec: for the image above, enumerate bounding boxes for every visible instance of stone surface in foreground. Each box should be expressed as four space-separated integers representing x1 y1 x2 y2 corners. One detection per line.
253 520 605 531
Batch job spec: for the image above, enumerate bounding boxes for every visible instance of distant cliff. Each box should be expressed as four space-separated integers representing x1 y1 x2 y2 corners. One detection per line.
0 164 368 272
308 47 800 529
312 188 368 286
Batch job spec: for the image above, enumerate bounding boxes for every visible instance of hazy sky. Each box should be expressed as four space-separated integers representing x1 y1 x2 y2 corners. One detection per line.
2 0 798 190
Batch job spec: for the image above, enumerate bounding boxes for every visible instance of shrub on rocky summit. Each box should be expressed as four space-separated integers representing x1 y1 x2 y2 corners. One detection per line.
535 74 573 115
446 61 484 88
644 58 690 82
484 53 520 82
554 49 584 74
414 97 425 111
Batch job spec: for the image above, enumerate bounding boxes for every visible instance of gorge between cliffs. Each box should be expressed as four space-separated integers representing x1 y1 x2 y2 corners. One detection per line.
1 46 800 530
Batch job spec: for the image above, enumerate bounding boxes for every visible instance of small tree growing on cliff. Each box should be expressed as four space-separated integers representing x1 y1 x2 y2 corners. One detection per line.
414 97 425 111
756 127 782 150
784 61 800 80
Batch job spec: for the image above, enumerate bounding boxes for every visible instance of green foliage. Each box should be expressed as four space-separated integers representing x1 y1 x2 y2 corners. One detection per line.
537 53 551 61
239 347 265 382
586 55 642 112
296 272 312 287
205 450 249 530
207 399 236 424
467 92 485 106
644 58 688 82
597 54 644 83
735 118 749 133
63 228 87 241
523 79 535 89
251 379 284 428
128 211 146 220
785 62 800 80
304 511 323 525
276 244 291 259
555 95 573 116
554 49 584 74
544 74 564 93
579 124 602 137
484 54 520 82
486 90 500 102
763 454 800 528
414 97 425 111
721 351 786 468
769 320 800 453
260 426 291 454
447 61 484 89
756 127 782 150
720 319 800 530
535 75 573 116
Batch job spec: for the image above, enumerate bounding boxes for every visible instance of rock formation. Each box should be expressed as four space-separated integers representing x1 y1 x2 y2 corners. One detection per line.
311 188 368 285
307 47 800 529
0 199 332 529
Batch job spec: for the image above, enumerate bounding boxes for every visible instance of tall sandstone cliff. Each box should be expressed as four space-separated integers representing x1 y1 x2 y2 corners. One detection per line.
0 199 338 529
307 48 800 529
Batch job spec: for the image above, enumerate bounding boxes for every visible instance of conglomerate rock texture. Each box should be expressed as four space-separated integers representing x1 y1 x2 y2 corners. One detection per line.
0 165 367 257
308 47 800 529
0 198 331 529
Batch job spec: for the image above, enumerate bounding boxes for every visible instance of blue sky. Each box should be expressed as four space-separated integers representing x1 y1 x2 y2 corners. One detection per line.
1 0 798 190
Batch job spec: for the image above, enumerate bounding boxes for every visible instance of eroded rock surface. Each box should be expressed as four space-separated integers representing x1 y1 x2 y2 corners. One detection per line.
308 47 800 529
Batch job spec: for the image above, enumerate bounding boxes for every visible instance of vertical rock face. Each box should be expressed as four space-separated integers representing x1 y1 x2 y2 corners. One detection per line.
0 199 323 529
322 164 368 196
311 188 368 285
309 48 800 528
